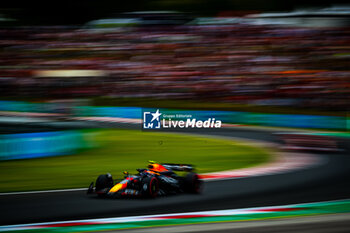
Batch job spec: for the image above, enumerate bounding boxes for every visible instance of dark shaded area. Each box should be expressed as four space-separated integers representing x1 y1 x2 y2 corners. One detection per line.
0 0 350 25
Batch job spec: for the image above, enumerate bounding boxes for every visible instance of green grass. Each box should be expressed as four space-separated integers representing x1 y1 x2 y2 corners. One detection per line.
0 129 271 192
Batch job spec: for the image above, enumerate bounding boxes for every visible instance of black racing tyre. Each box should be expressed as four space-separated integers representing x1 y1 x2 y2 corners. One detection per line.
95 173 114 192
184 172 203 194
87 182 94 194
142 177 159 198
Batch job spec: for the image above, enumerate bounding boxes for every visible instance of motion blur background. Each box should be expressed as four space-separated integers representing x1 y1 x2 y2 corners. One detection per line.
0 0 349 169
1 0 350 113
1 1 350 231
0 0 349 161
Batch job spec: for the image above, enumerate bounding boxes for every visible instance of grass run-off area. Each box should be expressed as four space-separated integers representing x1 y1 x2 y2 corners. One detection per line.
0 129 271 192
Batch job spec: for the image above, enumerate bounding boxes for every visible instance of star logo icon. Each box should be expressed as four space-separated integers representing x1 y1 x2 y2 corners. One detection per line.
143 109 162 129
151 109 162 122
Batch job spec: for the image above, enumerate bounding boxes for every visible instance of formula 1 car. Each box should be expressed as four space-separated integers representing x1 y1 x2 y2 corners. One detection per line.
87 161 203 198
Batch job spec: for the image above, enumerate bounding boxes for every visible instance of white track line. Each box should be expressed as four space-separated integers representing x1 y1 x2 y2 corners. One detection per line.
0 188 86 196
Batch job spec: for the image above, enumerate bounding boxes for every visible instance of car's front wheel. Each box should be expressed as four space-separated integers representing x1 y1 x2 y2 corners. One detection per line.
95 173 114 196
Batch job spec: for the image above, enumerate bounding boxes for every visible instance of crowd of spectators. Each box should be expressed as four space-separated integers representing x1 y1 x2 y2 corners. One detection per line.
0 20 349 111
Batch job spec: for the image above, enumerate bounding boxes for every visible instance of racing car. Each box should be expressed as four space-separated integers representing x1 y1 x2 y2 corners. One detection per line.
87 161 203 198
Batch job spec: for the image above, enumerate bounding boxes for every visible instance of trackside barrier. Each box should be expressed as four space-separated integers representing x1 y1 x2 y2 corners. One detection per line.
77 107 347 131
0 130 98 161
74 106 142 119
0 101 348 130
0 101 52 113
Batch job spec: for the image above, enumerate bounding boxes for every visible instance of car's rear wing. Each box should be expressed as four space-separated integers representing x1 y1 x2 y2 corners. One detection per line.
162 163 194 172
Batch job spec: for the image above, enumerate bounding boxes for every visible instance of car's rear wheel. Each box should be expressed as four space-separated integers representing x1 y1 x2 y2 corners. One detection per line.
142 177 159 198
95 173 114 196
184 172 203 194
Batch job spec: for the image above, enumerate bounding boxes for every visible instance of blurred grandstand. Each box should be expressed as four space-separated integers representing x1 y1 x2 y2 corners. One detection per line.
0 7 349 112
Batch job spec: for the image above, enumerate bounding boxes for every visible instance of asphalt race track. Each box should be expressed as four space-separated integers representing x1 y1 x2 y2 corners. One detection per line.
0 121 350 226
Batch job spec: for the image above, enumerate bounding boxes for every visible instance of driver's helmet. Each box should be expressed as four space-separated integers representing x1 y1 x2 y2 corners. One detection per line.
148 160 168 172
